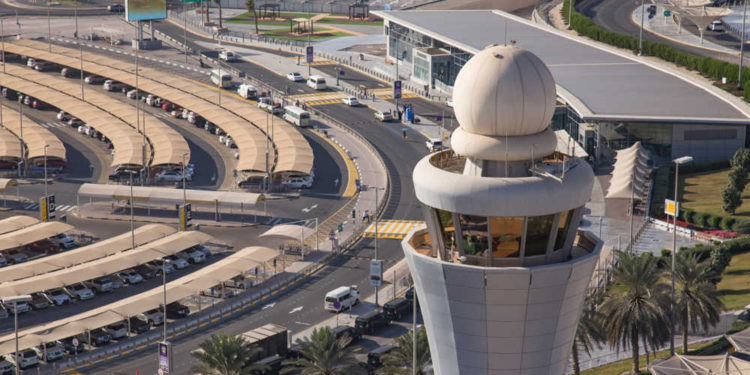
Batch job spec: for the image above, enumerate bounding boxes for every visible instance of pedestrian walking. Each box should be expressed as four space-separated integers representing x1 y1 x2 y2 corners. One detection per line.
334 178 340 189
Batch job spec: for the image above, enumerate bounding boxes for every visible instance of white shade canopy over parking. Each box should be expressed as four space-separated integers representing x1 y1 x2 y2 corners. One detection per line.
77 183 261 208
0 73 141 168
0 105 66 163
0 222 73 252
726 326 750 354
6 40 314 178
0 224 177 283
0 128 22 163
605 142 650 200
2 64 190 168
0 215 38 235
259 224 316 242
0 231 211 299
0 246 279 355
650 354 750 375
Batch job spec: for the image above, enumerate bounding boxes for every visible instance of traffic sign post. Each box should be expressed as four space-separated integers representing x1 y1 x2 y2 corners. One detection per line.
40 195 55 221
393 80 402 100
370 260 383 287
306 46 313 77
180 203 193 231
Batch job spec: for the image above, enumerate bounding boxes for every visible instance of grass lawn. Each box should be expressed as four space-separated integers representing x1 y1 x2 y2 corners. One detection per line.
261 29 349 41
580 340 714 375
680 168 750 217
316 17 384 26
718 250 750 310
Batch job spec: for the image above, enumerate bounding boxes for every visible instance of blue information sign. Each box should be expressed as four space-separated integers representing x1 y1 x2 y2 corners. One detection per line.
393 80 402 100
306 46 314 63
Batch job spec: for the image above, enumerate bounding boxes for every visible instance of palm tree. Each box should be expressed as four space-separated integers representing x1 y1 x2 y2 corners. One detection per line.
281 327 360 375
214 0 223 28
673 251 724 353
600 251 671 374
190 333 269 375
246 0 259 34
571 301 605 375
381 327 431 374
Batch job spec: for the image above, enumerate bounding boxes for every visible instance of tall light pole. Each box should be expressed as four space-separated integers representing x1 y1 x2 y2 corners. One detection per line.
568 0 574 28
79 42 84 100
739 0 748 86
184 2 189 64
670 155 693 356
3 295 31 375
182 152 188 207
639 0 646 55
47 1 51 52
373 186 384 307
2 17 5 73
129 171 136 249
162 258 170 342
412 291 417 375
17 100 23 178
43 144 49 198
74 0 78 38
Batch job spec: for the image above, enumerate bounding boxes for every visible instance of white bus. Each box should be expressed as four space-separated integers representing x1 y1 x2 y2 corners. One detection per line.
306 75 327 90
210 69 233 88
283 106 310 127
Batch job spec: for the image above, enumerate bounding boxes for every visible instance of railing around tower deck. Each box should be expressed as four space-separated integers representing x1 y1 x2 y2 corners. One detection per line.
407 228 599 268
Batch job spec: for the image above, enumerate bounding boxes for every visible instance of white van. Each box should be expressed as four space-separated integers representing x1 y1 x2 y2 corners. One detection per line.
210 69 233 88
307 75 327 90
237 83 258 99
283 106 311 127
219 50 237 62
324 286 359 312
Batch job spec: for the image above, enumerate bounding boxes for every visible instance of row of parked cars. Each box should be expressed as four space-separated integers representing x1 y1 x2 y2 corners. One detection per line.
0 244 212 371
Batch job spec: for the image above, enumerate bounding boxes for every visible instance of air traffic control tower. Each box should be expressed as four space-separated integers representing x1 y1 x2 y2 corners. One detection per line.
402 45 603 375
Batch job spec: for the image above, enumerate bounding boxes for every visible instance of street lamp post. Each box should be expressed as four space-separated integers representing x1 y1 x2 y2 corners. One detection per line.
43 144 49 198
373 187 384 307
162 259 170 342
182 152 188 208
18 101 23 178
3 295 31 375
739 0 748 86
670 155 693 356
129 171 136 249
639 0 646 55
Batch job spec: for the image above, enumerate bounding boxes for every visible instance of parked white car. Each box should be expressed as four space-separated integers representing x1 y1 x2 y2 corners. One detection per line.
342 96 359 106
219 50 237 62
33 342 64 362
45 288 72 306
56 111 70 121
116 269 144 285
286 72 304 82
156 171 190 182
137 308 164 326
3 300 29 314
177 249 206 264
425 138 444 152
66 283 94 301
284 177 312 189
52 233 76 249
165 255 190 269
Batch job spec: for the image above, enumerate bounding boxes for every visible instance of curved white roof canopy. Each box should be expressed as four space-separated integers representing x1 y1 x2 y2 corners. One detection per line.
77 184 260 208
650 354 750 375
259 224 316 242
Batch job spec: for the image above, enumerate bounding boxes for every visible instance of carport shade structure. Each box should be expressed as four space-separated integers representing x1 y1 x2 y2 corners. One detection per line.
77 183 261 209
0 223 177 283
0 245 280 355
260 224 317 242
0 105 66 166
2 64 190 169
649 354 750 375
0 128 22 165
726 325 750 354
0 215 37 235
0 221 73 252
0 230 211 299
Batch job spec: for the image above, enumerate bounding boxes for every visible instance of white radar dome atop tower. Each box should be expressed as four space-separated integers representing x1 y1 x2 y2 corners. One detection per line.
452 44 556 137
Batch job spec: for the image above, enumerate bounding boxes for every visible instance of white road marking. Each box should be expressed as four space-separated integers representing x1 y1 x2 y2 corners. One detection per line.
262 302 275 310
294 321 311 326
289 306 303 314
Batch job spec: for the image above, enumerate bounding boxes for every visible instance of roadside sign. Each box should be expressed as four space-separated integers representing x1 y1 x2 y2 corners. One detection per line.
329 230 336 240
306 46 314 63
664 10 671 16
393 80 402 99
339 70 345 76
40 195 55 221
664 199 678 216
71 337 80 347
158 341 172 374
369 260 383 287
180 203 192 230
333 301 341 310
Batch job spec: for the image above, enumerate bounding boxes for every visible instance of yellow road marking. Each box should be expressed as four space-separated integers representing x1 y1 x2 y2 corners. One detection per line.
315 131 359 197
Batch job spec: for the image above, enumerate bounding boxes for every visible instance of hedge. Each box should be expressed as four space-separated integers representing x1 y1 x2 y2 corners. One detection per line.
563 0 750 93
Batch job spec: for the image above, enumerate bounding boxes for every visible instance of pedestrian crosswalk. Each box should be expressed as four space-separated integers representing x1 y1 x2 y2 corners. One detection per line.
22 203 76 212
287 56 337 67
265 217 284 226
363 220 425 239
40 121 67 129
369 87 418 100
288 91 347 107
151 112 172 119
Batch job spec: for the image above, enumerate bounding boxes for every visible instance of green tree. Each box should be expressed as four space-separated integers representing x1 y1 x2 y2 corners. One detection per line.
600 252 671 374
731 148 750 172
381 327 431 375
246 0 259 34
282 327 360 375
571 301 606 375
214 0 223 28
673 252 724 353
722 185 742 215
190 333 269 375
728 167 747 193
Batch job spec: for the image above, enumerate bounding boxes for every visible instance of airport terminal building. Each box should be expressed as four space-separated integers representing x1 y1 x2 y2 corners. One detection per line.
374 10 750 165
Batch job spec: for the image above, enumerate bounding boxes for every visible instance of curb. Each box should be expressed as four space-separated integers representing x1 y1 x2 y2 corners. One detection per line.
0 0 105 11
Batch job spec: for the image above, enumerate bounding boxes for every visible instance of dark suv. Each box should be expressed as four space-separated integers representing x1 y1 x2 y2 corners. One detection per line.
367 345 396 368
333 325 361 344
383 298 413 321
355 311 389 335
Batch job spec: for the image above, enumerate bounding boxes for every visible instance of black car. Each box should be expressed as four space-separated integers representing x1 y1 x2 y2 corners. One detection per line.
286 343 306 360
107 3 124 12
80 329 111 347
367 345 396 368
355 311 389 335
128 316 152 334
164 302 190 319
383 298 413 321
134 264 159 279
250 356 285 374
60 338 85 355
1 88 17 100
405 287 415 300
333 325 361 344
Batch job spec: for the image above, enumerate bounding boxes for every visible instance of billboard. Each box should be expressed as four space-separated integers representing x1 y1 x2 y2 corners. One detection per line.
126 0 167 21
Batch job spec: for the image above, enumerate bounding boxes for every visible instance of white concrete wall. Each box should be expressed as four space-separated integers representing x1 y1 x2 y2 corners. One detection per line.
672 124 745 163
404 238 601 375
